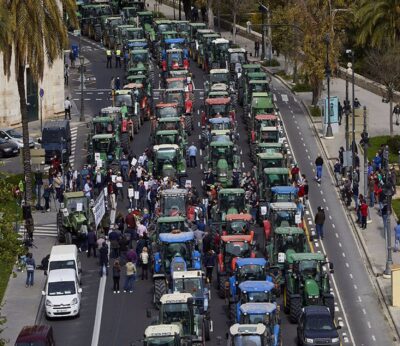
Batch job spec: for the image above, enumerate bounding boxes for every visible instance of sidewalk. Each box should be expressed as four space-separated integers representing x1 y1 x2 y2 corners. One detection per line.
1 209 58 344
149 0 400 336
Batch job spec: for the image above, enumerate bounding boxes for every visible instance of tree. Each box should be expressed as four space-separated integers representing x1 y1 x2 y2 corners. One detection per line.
365 45 400 136
1 0 77 205
229 0 247 44
356 0 400 48
207 0 214 29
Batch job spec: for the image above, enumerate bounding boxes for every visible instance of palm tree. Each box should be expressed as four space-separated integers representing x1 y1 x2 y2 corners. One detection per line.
356 0 400 48
1 0 77 205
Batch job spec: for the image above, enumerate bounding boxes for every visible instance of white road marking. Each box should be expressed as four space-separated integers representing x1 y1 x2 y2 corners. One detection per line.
242 162 245 168
335 233 339 238
198 135 201 140
354 284 358 290
342 253 346 258
323 198 326 203
372 335 376 341
367 321 371 329
345 262 349 268
338 242 342 247
332 223 335 228
358 296 362 302
329 215 332 220
362 308 366 315
96 98 102 101
273 94 277 102
281 94 288 102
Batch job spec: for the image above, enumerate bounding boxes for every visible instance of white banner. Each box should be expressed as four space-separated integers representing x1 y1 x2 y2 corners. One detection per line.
92 191 106 228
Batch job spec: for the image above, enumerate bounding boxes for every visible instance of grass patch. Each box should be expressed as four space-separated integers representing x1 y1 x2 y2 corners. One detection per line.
292 82 312 93
392 199 400 220
261 59 280 67
0 260 13 303
275 70 292 80
309 106 321 118
367 136 399 163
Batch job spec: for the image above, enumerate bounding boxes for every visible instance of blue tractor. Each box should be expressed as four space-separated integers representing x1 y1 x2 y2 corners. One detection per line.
229 280 275 322
228 258 272 300
153 231 201 306
270 186 298 203
239 302 281 346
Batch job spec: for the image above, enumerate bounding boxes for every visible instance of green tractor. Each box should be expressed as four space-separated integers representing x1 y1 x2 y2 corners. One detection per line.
203 140 241 187
137 11 155 42
57 192 93 244
103 16 123 49
88 134 122 171
256 152 286 178
151 117 187 149
227 48 247 77
284 252 335 322
257 167 290 203
264 226 308 289
246 92 275 130
211 188 249 224
154 216 188 241
188 23 207 58
114 89 142 135
207 37 230 71
193 29 214 63
241 78 270 108
150 144 187 180
198 33 220 70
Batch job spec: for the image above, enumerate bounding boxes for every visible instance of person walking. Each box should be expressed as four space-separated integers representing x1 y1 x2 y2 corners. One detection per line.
115 172 124 201
123 259 136 293
204 250 216 284
115 76 121 90
140 247 149 280
87 228 97 257
112 260 121 293
360 199 368 229
64 97 72 120
393 104 400 126
42 184 52 212
187 143 198 168
25 253 35 287
333 159 342 186
106 49 112 68
315 206 326 240
394 220 400 252
99 242 109 277
69 50 75 68
254 41 260 58
115 47 122 68
315 154 324 183
64 64 69 85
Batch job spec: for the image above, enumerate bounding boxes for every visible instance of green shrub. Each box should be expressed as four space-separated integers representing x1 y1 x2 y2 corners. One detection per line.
292 83 312 92
275 70 292 80
261 59 280 67
392 199 400 220
367 136 399 163
309 106 321 118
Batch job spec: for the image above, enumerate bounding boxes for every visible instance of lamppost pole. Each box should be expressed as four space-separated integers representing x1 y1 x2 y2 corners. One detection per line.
217 1 221 33
178 0 181 20
345 66 350 152
259 2 267 60
383 145 394 277
362 106 368 198
325 34 333 138
79 56 85 122
351 51 356 170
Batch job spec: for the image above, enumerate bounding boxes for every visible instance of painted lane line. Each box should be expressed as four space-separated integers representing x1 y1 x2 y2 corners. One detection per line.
367 321 371 329
95 98 102 101
354 284 358 290
329 215 332 220
338 242 342 247
358 296 362 302
372 335 376 341
320 190 323 195
91 275 106 346
335 233 339 238
342 253 346 258
345 263 349 268
362 308 366 315
323 198 326 203
332 223 335 228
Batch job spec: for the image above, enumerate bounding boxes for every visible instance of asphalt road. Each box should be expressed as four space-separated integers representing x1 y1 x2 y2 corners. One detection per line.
33 32 396 346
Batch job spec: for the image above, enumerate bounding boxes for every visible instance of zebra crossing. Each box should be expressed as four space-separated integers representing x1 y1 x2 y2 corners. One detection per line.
18 223 58 238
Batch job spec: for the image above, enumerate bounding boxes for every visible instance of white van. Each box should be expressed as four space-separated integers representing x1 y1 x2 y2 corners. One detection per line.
42 268 82 318
47 245 81 283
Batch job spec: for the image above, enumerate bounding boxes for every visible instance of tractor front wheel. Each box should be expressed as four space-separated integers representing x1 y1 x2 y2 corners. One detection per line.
65 232 72 245
218 276 226 299
204 318 211 341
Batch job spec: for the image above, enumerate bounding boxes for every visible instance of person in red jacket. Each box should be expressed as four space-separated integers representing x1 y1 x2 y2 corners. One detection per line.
360 199 369 229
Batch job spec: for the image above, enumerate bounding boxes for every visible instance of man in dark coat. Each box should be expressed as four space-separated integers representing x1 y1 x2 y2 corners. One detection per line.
315 207 326 240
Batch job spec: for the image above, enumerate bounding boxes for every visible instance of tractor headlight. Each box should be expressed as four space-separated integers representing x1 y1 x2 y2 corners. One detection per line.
220 173 227 177
305 338 314 344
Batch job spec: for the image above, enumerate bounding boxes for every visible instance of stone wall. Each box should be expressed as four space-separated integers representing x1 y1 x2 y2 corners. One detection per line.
0 53 64 128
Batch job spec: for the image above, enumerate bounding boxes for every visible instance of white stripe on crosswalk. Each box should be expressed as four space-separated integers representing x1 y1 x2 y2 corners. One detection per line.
19 224 58 237
281 94 289 102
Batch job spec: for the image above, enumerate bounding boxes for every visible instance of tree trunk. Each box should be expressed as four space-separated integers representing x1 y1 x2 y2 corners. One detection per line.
311 80 322 106
207 0 214 30
292 58 298 84
390 98 394 136
17 65 33 205
182 0 191 20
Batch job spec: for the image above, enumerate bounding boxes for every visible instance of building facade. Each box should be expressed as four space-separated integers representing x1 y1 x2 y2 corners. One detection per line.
0 54 64 127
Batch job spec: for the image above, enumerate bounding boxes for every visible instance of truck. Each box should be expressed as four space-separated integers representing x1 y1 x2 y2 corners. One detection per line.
41 120 71 164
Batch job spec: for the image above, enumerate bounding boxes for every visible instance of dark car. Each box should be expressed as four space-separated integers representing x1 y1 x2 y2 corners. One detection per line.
15 325 55 346
297 306 340 346
0 137 19 157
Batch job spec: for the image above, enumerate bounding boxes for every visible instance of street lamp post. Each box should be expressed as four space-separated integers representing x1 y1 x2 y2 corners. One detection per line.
362 106 368 198
79 55 85 122
217 1 221 33
346 50 356 171
258 2 268 61
383 145 394 277
178 0 181 20
325 34 333 138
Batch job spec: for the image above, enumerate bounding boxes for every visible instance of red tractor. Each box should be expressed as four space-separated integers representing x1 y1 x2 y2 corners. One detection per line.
163 88 194 134
223 214 254 237
216 234 255 298
201 97 234 127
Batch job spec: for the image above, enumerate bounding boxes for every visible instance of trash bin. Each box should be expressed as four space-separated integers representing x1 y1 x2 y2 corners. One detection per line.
71 44 79 59
392 264 400 307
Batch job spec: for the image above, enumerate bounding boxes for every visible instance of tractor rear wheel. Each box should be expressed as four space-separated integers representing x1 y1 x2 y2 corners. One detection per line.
324 295 335 318
65 232 72 245
120 132 130 153
133 119 139 134
218 276 226 299
154 279 167 308
57 212 65 243
289 295 302 323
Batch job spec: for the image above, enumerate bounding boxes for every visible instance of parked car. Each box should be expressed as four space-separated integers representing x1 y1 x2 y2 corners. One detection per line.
297 306 341 346
0 137 19 157
0 128 35 148
15 325 55 346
